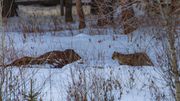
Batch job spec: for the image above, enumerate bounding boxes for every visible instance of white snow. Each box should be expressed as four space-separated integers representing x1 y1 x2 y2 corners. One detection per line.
1 26 175 101
1 4 177 100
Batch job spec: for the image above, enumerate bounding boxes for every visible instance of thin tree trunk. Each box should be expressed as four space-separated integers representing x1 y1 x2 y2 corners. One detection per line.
0 0 5 100
76 0 86 29
168 1 180 100
166 17 180 101
65 0 73 22
60 0 64 16
91 0 98 15
162 0 180 100
2 0 16 17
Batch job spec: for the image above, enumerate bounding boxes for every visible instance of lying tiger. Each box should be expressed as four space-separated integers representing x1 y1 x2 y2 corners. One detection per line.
112 51 153 66
4 49 81 68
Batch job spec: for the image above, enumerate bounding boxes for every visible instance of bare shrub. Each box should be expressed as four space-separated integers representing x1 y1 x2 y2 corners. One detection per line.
67 67 123 101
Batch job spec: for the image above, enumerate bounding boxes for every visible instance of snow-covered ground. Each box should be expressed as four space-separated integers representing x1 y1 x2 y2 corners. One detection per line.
0 4 177 100
0 26 175 101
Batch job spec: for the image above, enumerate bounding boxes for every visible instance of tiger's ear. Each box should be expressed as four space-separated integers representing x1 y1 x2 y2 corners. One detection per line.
65 49 75 53
118 61 122 65
113 51 117 54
